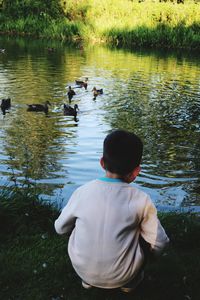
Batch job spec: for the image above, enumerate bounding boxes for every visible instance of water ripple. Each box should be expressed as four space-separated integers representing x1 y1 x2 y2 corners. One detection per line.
0 38 200 207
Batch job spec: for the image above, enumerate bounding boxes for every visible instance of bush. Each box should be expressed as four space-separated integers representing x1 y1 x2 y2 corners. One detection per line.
1 0 64 19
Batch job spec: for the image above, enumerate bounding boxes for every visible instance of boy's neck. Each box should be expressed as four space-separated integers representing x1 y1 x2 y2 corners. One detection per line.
105 171 122 179
104 170 137 184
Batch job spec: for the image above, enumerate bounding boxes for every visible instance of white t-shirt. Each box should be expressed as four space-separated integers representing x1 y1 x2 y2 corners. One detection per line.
55 178 169 288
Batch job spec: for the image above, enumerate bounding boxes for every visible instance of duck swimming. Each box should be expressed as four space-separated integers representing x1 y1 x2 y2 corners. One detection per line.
75 77 88 90
92 87 103 100
27 100 51 114
67 86 76 103
63 104 79 117
1 98 11 115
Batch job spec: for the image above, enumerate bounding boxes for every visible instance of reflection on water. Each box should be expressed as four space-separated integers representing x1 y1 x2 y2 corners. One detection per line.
0 36 200 208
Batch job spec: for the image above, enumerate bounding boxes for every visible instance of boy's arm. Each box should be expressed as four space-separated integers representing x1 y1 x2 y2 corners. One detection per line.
140 197 169 255
54 190 79 235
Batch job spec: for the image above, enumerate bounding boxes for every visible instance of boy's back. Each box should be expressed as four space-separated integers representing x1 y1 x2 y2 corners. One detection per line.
55 178 169 289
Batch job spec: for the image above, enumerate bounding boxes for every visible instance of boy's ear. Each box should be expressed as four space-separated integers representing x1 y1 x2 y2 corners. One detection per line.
132 165 141 178
100 157 105 169
125 165 141 183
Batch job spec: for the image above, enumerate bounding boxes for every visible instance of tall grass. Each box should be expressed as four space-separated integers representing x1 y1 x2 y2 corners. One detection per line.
103 22 200 49
0 0 200 49
87 0 200 48
0 15 81 41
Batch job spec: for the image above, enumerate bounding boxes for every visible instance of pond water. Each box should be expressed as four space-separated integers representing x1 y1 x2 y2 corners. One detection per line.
0 36 200 209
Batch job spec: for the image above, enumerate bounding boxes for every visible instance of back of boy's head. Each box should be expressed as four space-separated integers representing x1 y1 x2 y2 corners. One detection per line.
103 129 143 176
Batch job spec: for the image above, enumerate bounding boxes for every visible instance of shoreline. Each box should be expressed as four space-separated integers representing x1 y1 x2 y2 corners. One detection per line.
157 205 200 214
0 1 199 51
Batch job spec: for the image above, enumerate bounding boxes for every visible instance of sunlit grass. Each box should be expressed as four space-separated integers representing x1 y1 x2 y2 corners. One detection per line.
86 1 200 48
61 0 200 48
0 0 200 48
103 22 200 49
0 16 81 42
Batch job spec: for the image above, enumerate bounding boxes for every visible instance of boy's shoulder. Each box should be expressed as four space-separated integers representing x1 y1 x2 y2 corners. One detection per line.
127 185 152 206
72 180 154 212
74 179 99 192
81 179 103 187
76 180 150 199
130 185 149 198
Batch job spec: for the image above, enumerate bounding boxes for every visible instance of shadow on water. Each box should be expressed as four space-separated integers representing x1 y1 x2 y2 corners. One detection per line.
2 109 78 196
107 41 200 62
0 36 200 208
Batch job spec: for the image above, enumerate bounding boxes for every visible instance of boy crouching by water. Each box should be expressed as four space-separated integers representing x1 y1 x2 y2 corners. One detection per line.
55 130 169 293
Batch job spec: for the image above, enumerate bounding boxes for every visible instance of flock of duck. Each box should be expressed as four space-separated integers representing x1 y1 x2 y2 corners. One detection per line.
0 78 103 121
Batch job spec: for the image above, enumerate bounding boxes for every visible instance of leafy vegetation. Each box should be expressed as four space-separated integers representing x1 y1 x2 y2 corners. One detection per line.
85 0 200 49
0 188 200 299
0 0 200 49
0 0 81 41
1 0 63 19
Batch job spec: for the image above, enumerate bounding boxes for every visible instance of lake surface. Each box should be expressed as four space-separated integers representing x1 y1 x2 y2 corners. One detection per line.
0 36 200 209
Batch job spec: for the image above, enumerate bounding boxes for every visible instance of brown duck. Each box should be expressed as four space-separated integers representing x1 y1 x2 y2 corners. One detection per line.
75 77 88 90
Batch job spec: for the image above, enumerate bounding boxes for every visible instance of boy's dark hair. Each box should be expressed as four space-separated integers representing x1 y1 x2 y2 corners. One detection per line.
103 130 143 176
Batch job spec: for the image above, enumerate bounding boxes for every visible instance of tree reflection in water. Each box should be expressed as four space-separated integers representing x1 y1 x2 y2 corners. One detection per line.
0 36 200 206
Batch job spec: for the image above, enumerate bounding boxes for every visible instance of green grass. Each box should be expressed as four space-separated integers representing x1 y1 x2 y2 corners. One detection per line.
0 0 200 49
0 189 200 300
103 22 200 49
61 0 200 49
0 15 81 42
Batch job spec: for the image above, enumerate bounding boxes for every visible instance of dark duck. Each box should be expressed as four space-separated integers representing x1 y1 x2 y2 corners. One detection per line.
1 98 11 115
92 87 103 100
75 77 88 90
63 104 79 118
27 100 51 114
67 86 76 103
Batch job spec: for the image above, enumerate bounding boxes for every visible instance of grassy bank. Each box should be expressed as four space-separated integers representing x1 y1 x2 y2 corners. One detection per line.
0 0 200 49
0 15 81 42
84 0 200 50
0 189 200 300
0 0 81 42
